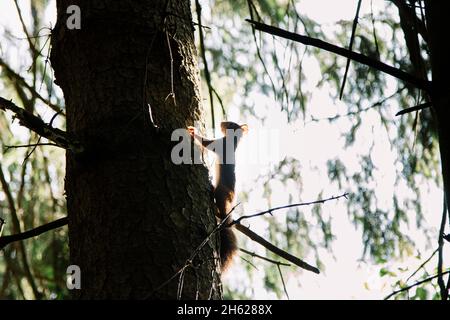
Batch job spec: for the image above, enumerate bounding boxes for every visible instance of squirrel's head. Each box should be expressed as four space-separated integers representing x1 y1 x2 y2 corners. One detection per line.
220 121 248 137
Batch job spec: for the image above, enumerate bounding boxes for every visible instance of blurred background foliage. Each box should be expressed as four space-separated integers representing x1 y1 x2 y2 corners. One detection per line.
0 0 445 299
0 0 68 299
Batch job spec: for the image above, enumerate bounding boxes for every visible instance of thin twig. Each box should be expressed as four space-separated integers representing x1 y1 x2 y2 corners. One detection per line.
340 0 362 100
384 270 450 300
177 268 187 300
0 97 82 154
195 0 216 133
13 0 39 63
246 1 278 100
4 143 59 152
164 11 210 30
212 87 226 117
240 248 291 267
39 29 53 92
239 256 259 271
370 0 380 58
310 87 405 123
164 31 176 105
277 264 290 300
405 247 438 283
22 109 63 163
0 57 63 114
232 193 348 225
245 19 431 92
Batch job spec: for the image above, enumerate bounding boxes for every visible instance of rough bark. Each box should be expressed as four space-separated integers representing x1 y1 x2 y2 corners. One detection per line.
425 0 450 300
50 0 222 299
425 2 450 222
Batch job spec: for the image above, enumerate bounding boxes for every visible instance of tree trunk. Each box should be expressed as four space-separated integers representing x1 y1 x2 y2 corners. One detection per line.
50 0 222 299
425 0 450 300
425 2 450 224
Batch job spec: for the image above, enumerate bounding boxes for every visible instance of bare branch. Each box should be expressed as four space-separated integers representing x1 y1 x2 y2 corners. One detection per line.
0 57 63 114
384 270 450 300
240 248 291 267
277 264 289 300
239 256 259 271
310 87 406 123
405 247 438 283
0 97 83 154
232 193 348 225
235 223 319 274
0 217 67 250
22 110 64 163
245 19 431 92
395 102 431 116
240 248 292 298
340 0 362 100
4 143 59 152
164 31 176 106
246 1 278 101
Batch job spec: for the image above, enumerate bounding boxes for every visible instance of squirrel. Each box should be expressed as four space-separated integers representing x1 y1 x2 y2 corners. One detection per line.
188 121 248 271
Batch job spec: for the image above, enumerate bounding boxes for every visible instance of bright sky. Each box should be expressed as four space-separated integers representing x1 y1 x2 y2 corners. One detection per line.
0 0 448 300
222 0 448 299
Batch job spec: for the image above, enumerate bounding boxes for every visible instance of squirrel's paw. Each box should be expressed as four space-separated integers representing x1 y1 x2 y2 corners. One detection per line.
187 126 196 137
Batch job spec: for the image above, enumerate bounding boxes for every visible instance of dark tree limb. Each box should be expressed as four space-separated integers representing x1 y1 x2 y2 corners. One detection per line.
235 223 320 274
395 102 431 116
0 97 83 154
444 234 450 243
0 217 68 250
391 0 428 44
392 0 428 83
246 19 431 92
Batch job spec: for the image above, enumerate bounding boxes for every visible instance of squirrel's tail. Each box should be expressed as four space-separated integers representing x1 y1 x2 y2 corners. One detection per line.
220 225 238 271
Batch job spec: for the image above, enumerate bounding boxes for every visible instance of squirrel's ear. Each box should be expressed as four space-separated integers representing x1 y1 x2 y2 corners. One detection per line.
220 122 228 134
240 124 248 134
